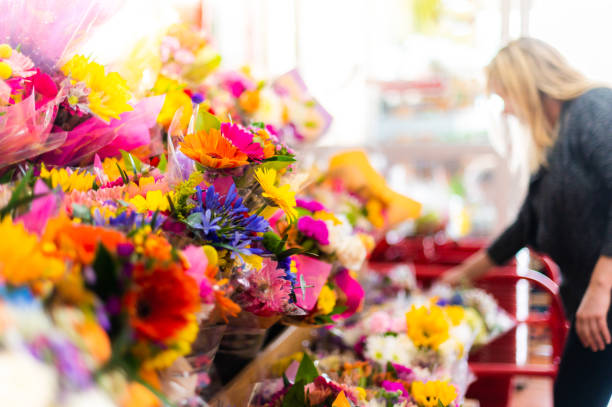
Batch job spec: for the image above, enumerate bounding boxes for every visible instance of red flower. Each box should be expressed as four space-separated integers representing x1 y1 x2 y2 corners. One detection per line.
126 263 200 342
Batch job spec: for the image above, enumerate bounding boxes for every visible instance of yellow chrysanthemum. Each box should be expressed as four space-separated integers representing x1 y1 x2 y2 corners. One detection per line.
40 164 96 192
242 254 263 271
354 387 367 402
317 285 337 315
0 217 65 285
101 157 127 181
61 55 133 122
140 315 198 371
411 380 457 407
129 190 171 213
253 167 297 222
406 305 450 350
313 210 342 225
444 305 465 326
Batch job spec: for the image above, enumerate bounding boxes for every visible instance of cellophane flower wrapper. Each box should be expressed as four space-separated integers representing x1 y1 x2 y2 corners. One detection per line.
0 93 67 168
0 0 122 72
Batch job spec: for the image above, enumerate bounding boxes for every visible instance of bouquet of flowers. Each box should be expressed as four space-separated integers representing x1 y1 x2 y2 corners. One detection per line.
250 351 460 407
306 150 421 238
0 0 164 169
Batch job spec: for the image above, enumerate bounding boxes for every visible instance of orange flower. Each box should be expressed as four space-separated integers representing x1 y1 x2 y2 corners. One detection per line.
45 219 127 265
214 291 241 322
239 89 260 113
120 369 161 407
179 128 249 169
255 129 276 159
75 320 111 364
126 263 199 343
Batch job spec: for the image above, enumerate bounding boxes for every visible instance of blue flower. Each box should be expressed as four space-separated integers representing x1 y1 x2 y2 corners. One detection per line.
189 184 269 254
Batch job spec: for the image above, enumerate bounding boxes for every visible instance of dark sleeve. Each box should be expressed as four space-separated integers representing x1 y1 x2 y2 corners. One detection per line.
573 90 612 256
486 189 535 265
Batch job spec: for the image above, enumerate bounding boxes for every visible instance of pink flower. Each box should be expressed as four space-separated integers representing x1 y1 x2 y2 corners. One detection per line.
221 71 255 98
30 69 58 108
182 246 208 286
366 311 392 334
390 316 408 333
296 198 326 213
297 216 329 245
391 363 414 380
381 380 407 395
220 122 264 160
239 259 292 317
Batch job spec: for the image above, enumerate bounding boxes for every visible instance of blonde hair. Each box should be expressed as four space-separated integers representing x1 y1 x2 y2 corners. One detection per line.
487 38 595 166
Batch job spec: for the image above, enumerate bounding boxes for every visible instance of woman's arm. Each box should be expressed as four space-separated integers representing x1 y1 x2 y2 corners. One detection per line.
576 256 612 351
572 92 612 351
439 249 495 285
440 176 539 285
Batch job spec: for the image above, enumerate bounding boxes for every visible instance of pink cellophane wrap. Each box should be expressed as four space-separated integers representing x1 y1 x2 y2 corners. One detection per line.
41 95 164 166
332 268 364 320
293 255 333 311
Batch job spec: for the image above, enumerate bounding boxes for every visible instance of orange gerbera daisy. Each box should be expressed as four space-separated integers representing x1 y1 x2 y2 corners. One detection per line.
49 222 128 265
179 128 249 169
126 263 200 343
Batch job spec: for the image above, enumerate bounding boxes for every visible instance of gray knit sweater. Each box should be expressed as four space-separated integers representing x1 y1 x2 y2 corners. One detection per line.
487 87 612 320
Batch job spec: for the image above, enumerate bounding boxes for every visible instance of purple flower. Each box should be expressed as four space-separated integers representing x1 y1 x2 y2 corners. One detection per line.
381 380 407 395
191 93 205 104
297 216 329 245
296 199 326 213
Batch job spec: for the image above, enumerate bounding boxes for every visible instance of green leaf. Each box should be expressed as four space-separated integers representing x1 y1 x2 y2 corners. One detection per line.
1 167 34 218
281 380 305 407
277 247 307 260
251 122 265 129
195 110 221 132
90 244 120 300
386 362 398 379
120 150 143 175
276 233 288 252
295 353 318 384
157 154 168 172
438 401 446 407
262 155 296 163
329 305 348 316
282 373 291 388
314 315 334 325
0 168 15 184
0 192 47 219
185 212 203 229
116 162 129 184
72 204 92 223
263 232 282 254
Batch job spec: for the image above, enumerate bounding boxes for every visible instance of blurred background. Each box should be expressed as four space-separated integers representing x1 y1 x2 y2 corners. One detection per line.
83 0 612 241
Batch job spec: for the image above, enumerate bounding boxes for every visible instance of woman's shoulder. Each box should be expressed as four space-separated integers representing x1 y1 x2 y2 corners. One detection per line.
568 87 612 114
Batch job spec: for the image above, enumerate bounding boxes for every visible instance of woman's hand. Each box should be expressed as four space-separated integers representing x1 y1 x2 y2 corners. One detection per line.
438 249 495 286
439 266 469 286
576 256 612 351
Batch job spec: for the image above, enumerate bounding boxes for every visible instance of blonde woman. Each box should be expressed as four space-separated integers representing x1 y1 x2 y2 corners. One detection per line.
441 38 612 406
